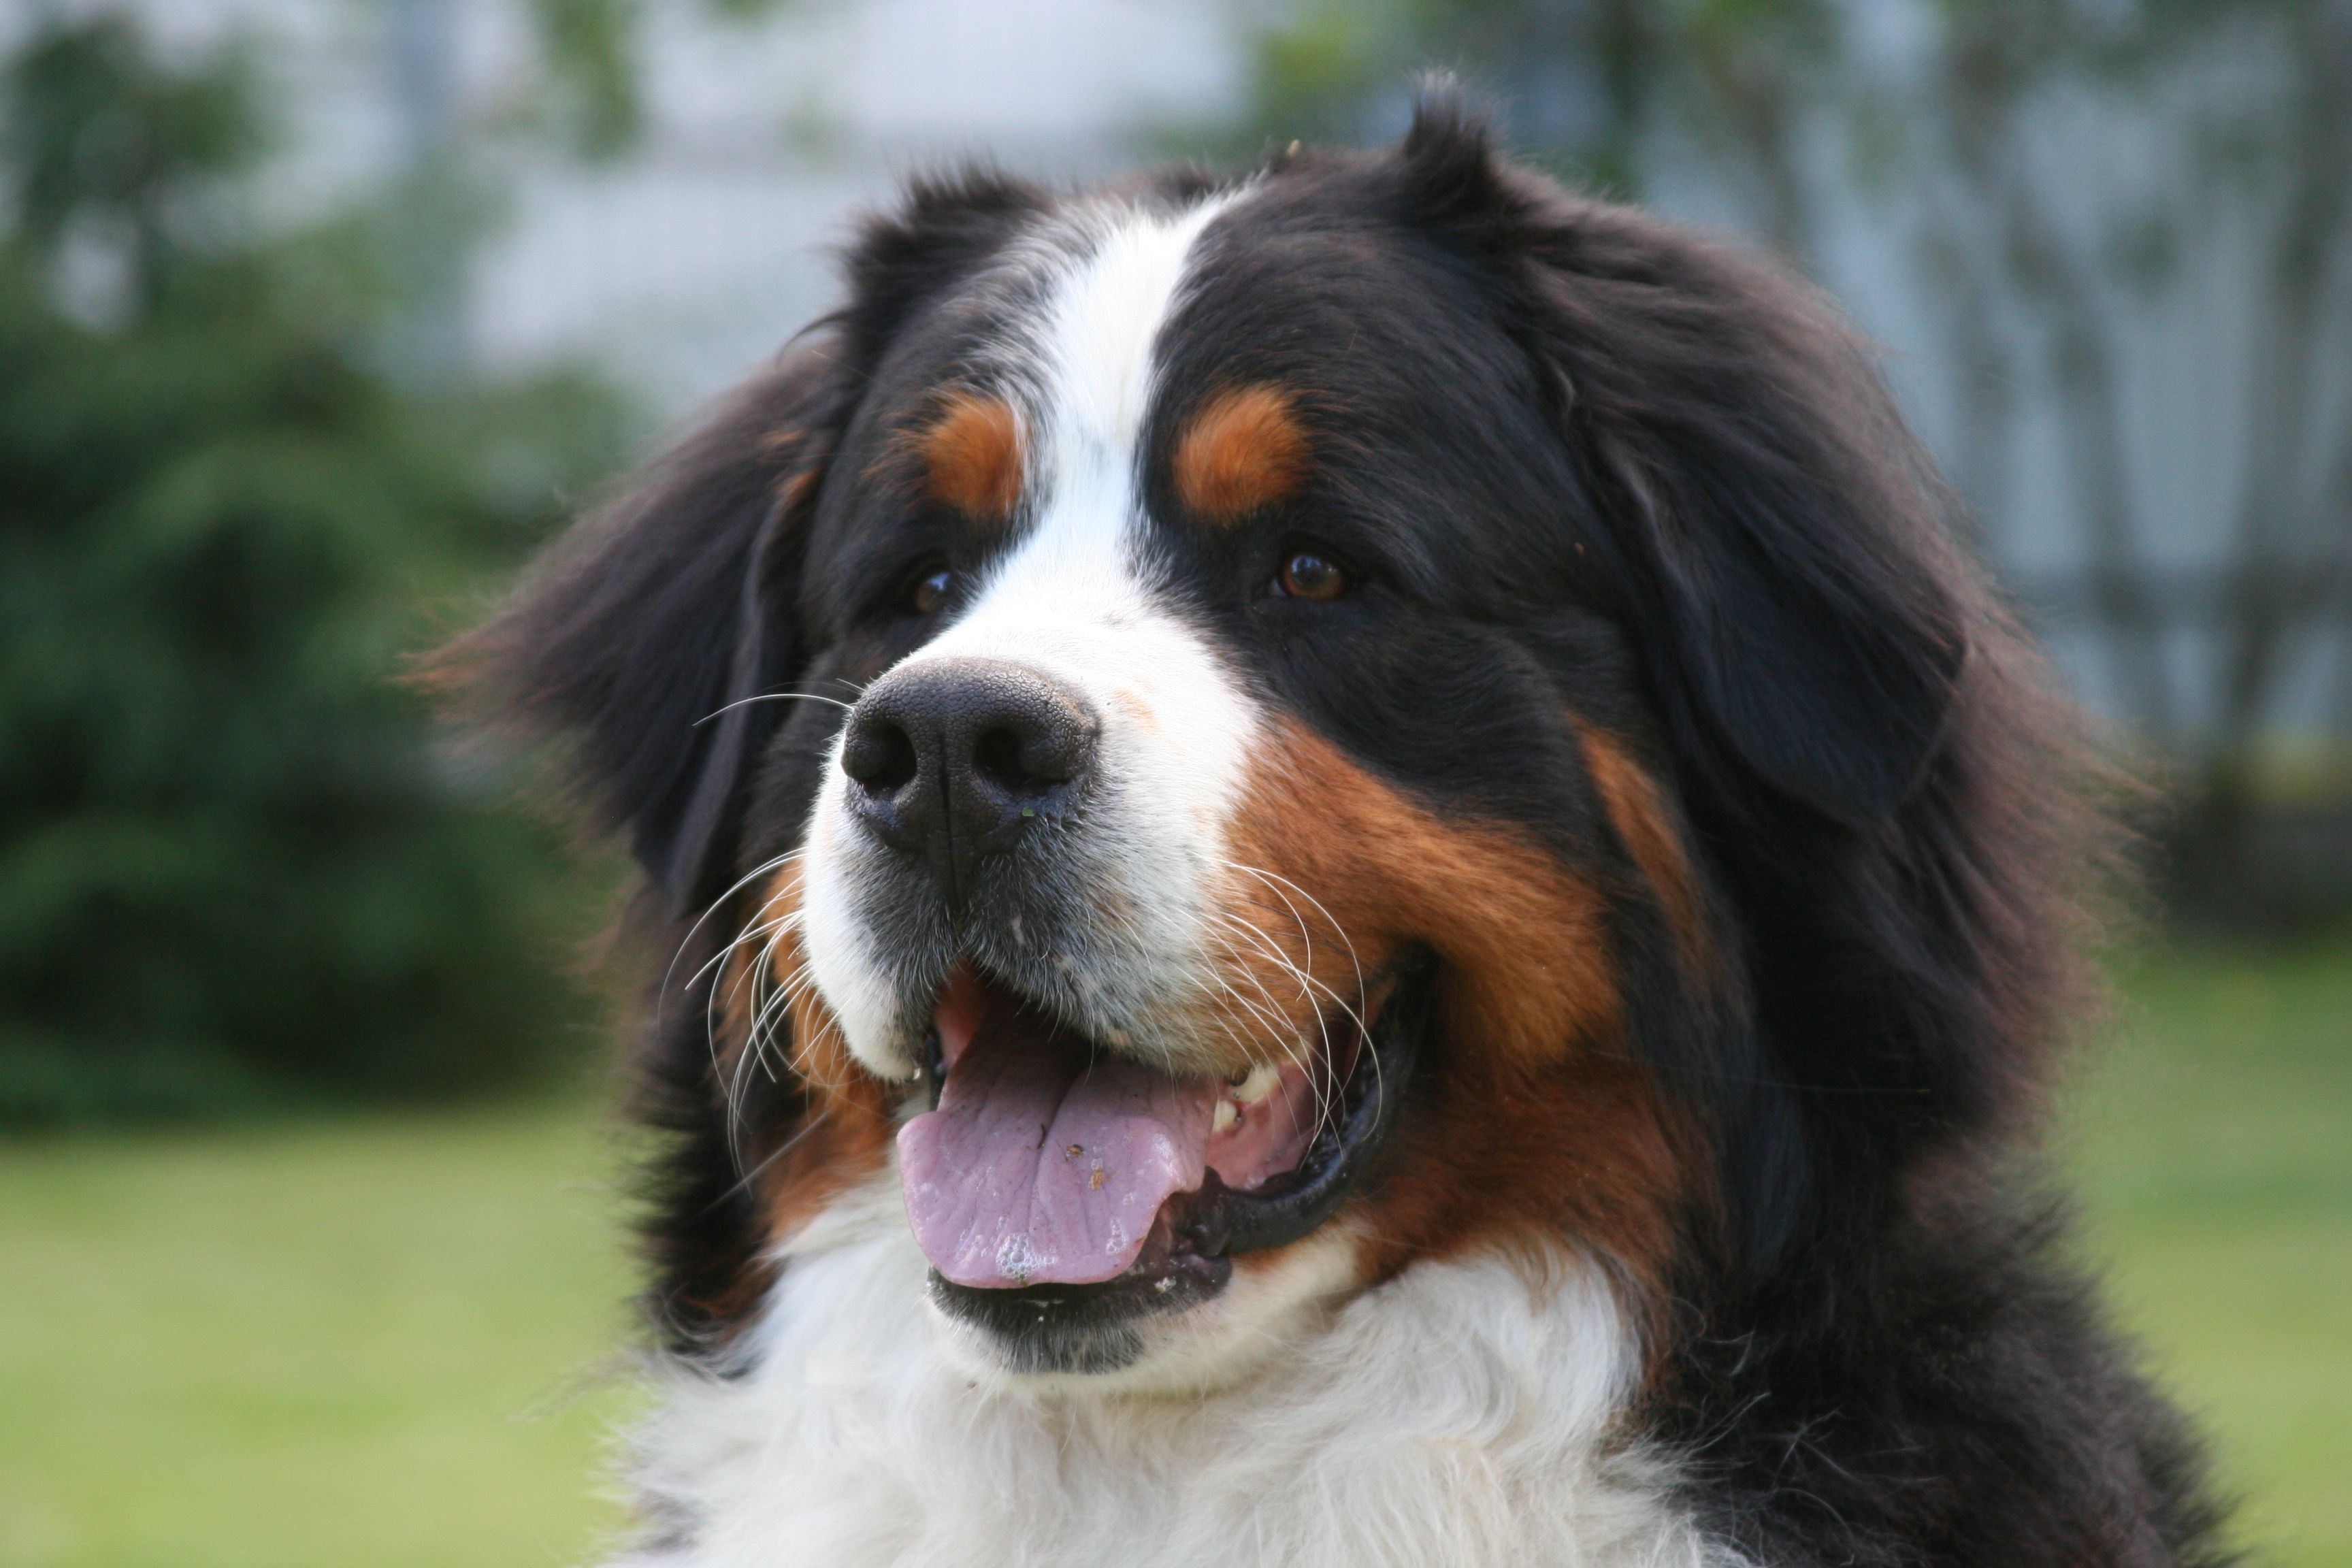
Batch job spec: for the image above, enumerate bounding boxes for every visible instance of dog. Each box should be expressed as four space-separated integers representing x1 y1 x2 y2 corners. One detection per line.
453 91 2232 1568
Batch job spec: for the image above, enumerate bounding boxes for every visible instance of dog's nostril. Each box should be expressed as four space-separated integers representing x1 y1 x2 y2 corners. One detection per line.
836 657 1096 898
843 719 919 793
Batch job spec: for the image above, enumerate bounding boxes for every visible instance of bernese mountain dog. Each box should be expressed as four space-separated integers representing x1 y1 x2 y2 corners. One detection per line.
452 91 2234 1568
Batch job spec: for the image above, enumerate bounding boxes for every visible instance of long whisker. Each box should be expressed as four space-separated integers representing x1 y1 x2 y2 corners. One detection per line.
1211 898 1367 1034
659 847 806 1028
1222 859 1367 1019
691 902 800 997
1199 922 1301 1059
702 902 801 1073
709 889 817 1169
1204 918 1329 1107
1208 862 1382 1143
768 961 847 1091
1206 909 1349 1145
694 689 858 726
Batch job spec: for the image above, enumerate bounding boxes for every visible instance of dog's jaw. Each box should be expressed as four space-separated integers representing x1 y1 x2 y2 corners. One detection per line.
614 1175 1709 1568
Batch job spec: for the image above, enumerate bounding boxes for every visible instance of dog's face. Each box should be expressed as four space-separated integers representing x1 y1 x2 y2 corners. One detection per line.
470 107 1976 1393
774 189 1676 1386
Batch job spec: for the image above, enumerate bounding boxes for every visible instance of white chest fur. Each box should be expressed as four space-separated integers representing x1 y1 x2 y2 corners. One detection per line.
612 1176 1731 1568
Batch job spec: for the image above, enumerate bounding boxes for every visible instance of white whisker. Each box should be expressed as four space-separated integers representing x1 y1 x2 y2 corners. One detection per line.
693 689 858 727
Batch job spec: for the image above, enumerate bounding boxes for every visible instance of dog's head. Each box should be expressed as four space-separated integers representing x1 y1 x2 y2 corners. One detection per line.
457 95 2069 1391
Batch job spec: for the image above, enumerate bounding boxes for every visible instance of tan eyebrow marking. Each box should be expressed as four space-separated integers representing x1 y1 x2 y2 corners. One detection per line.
918 391 1024 525
1172 384 1310 526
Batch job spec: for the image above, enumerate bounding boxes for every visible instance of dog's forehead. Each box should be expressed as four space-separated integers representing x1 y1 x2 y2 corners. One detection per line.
807 178 1589 623
940 189 1243 542
813 193 1233 573
990 184 1519 449
988 188 1546 519
1023 195 1238 457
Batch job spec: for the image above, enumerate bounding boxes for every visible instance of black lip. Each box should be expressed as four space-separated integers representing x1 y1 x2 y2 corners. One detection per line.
929 1252 1230 1375
920 952 1435 1369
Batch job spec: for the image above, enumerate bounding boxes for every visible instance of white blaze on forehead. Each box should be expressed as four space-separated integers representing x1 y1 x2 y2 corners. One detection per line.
928 192 1252 743
1040 196 1232 466
801 193 1266 1077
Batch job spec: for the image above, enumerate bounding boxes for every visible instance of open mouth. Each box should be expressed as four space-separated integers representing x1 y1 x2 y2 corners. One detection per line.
896 953 1431 1350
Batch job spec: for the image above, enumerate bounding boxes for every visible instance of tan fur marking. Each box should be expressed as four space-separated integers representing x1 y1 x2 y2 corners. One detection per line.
773 464 821 512
1172 385 1309 525
1211 723 1684 1303
1578 729 1708 971
918 391 1023 525
722 864 896 1248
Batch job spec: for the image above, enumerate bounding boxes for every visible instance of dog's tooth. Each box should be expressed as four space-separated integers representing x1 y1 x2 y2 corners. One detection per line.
1235 1063 1281 1105
1212 1099 1239 1134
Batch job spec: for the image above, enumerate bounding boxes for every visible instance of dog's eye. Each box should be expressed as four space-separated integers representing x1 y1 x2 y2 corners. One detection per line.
1273 549 1347 602
907 564 955 616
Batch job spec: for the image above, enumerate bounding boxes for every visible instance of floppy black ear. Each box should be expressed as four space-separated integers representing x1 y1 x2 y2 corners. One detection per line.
1395 91 1967 829
1575 405 1967 830
445 339 849 911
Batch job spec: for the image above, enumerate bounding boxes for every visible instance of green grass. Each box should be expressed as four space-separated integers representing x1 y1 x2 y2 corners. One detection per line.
0 1102 642 1568
2065 944 2352 1568
0 945 2345 1568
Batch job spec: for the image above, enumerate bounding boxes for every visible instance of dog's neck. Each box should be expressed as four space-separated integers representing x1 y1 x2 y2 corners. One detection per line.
615 1175 1731 1568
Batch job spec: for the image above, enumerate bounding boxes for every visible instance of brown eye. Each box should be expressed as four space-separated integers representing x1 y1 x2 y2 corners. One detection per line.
1275 550 1346 601
909 566 954 616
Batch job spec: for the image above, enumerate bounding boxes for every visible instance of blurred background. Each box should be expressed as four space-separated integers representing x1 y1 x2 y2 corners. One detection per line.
0 1 2344 1564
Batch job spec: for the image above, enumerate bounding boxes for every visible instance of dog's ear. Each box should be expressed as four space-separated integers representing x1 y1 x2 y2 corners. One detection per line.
442 342 847 911
444 171 1046 911
840 166 1049 363
1395 91 1967 830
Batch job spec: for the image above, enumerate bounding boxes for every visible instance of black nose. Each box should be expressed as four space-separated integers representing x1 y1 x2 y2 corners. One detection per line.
840 657 1097 905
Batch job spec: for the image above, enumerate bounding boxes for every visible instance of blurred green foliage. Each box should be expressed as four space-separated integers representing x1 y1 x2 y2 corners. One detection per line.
0 16 632 1124
1228 0 1836 238
524 0 811 161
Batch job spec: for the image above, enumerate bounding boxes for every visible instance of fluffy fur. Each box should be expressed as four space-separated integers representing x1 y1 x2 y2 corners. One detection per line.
617 1181 1723 1568
448 90 2234 1568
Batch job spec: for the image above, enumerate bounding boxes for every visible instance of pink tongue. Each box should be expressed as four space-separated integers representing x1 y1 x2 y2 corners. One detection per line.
898 1022 1218 1288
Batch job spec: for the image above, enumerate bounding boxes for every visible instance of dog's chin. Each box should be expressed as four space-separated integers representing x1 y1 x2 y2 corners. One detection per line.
922 1222 1368 1395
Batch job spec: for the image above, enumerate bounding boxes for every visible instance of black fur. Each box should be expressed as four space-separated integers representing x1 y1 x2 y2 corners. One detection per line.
453 91 2231 1565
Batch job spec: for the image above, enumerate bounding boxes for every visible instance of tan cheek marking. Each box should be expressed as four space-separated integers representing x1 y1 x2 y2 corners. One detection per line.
919 391 1024 525
1218 725 1616 1069
715 864 896 1247
1215 723 1685 1306
1578 728 1710 973
1171 385 1309 526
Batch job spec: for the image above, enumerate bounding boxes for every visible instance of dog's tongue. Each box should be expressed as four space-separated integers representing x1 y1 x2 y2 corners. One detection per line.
897 1002 1218 1288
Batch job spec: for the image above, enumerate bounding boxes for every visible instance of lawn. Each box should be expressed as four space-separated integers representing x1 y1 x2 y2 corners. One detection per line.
2065 944 2352 1568
0 1100 642 1568
1 945 2346 1568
